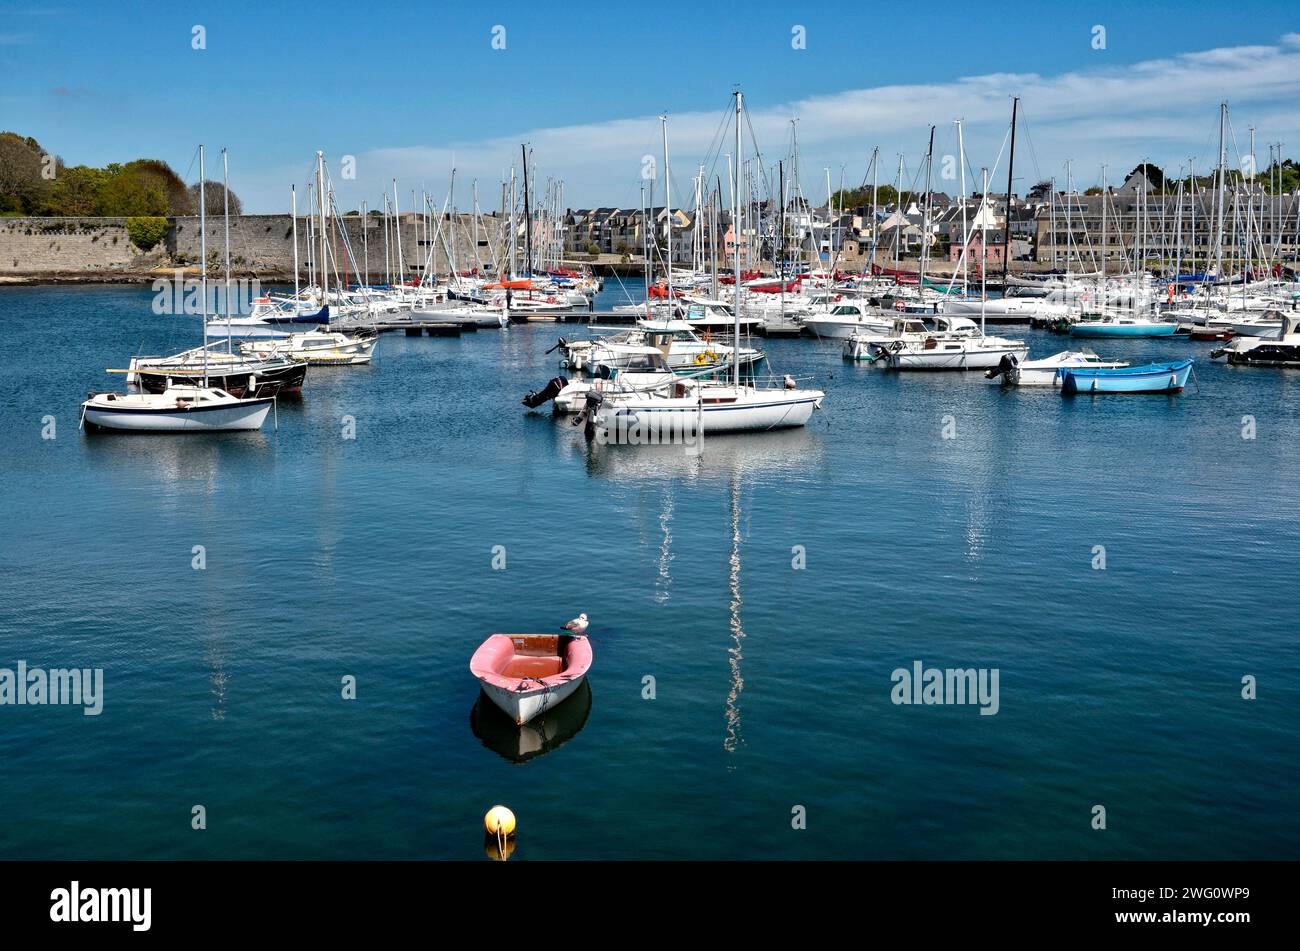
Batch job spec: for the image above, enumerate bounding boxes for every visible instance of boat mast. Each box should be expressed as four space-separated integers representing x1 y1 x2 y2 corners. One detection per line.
867 146 879 275
956 119 967 296
291 185 300 301
778 160 786 317
920 125 934 293
362 199 369 288
316 153 329 303
199 145 208 386
391 177 403 288
661 115 673 312
1002 96 1019 282
222 148 232 353
1100 165 1107 310
980 167 988 335
733 91 743 388
1214 102 1228 279
522 144 532 277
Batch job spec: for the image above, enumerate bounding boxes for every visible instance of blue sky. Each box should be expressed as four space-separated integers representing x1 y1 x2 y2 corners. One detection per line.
2 0 1299 211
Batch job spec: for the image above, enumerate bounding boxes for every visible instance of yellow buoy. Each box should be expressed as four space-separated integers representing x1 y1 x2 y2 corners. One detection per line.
484 805 516 837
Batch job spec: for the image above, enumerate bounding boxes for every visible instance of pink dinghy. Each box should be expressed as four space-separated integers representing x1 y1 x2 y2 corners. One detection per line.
470 634 593 725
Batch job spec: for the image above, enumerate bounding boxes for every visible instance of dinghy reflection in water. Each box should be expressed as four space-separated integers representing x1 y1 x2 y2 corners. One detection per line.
470 680 592 763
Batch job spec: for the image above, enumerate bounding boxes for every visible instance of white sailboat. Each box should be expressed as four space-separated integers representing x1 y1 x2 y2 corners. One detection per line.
81 146 275 434
590 94 825 441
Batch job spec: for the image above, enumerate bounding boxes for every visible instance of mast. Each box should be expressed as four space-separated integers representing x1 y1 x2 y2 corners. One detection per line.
867 146 879 274
1002 96 1019 281
199 145 208 385
1214 102 1228 279
661 115 673 310
222 147 232 353
956 119 968 296
778 160 786 317
391 177 403 288
291 185 300 301
521 144 532 276
733 92 743 387
361 199 369 287
316 152 328 301
980 167 989 335
920 125 934 291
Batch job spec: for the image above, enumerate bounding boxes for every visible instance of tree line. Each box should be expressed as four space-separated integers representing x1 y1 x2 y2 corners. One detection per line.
0 132 242 217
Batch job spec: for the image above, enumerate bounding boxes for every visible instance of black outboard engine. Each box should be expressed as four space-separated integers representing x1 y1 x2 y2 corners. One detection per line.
522 376 569 408
985 353 1017 381
574 390 604 439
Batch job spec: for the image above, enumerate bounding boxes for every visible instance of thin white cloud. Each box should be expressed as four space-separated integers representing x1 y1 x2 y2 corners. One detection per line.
249 33 1300 211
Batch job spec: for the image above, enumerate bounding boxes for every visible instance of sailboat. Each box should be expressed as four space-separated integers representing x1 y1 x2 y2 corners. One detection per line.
81 146 276 434
589 93 825 440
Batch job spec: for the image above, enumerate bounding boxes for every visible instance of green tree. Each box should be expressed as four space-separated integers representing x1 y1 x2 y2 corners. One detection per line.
126 216 168 250
0 131 52 214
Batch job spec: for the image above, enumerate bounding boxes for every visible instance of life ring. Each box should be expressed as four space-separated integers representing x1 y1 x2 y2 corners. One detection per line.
894 299 905 312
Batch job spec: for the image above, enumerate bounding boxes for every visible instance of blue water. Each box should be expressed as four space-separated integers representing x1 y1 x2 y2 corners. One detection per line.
0 284 1297 860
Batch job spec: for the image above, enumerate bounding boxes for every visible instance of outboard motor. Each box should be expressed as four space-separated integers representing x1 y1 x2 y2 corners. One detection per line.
985 353 1017 381
574 390 604 439
522 376 569 408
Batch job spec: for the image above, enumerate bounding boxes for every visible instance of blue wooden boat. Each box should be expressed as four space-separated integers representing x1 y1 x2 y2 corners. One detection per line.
1061 359 1193 395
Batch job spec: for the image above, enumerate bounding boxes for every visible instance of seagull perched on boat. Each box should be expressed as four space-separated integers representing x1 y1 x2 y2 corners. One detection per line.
561 613 589 636
783 374 797 390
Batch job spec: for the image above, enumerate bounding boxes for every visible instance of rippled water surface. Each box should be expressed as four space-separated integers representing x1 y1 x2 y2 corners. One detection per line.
0 284 1296 859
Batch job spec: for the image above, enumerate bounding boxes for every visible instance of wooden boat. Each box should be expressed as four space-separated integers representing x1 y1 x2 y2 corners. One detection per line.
470 634 593 725
1061 358 1193 395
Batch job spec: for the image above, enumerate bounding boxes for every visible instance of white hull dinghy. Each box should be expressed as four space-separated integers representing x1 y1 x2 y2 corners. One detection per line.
470 634 593 726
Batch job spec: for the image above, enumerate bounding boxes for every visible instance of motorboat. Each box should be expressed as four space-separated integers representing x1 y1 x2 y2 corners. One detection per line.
881 316 1028 370
470 633 593 726
802 300 894 339
1213 311 1300 367
240 330 377 365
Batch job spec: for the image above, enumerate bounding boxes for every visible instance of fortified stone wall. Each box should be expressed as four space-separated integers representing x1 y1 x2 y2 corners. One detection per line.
0 217 166 276
0 213 508 280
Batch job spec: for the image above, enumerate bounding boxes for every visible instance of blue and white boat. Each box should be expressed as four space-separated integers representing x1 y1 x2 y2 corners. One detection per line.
1069 315 1178 338
1061 359 1193 395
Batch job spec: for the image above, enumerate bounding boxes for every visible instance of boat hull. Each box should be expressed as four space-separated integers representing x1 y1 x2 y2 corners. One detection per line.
1061 360 1193 394
83 397 273 432
135 361 307 397
1069 322 1178 338
595 389 823 438
470 633 593 726
888 344 1029 370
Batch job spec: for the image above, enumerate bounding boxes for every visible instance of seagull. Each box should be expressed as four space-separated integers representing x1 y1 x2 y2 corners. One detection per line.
783 374 797 390
561 613 589 636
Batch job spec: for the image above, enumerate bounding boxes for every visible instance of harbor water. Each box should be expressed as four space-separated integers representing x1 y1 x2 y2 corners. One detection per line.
0 283 1297 859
